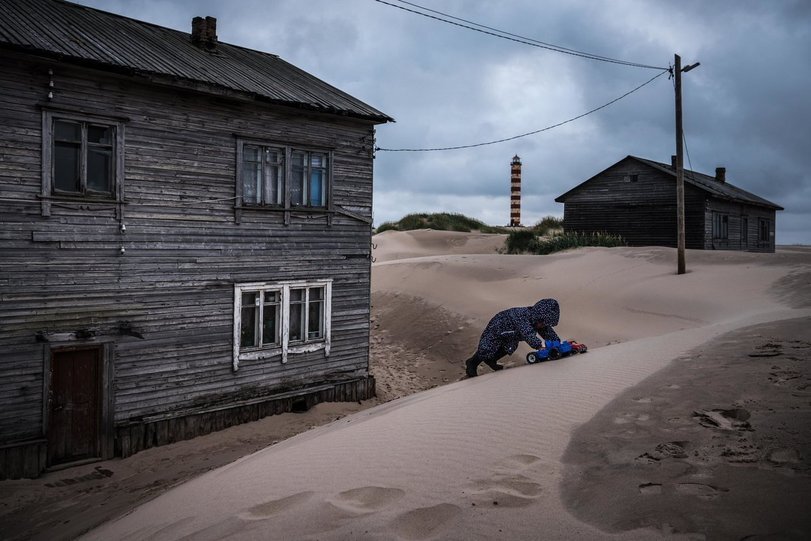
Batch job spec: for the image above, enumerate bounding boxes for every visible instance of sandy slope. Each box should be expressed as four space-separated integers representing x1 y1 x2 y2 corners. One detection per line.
80 231 810 540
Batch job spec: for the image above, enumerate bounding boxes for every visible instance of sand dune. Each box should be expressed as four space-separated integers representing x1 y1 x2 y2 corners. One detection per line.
82 231 811 540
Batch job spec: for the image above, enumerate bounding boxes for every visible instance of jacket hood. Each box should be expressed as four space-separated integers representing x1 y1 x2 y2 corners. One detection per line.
531 298 560 327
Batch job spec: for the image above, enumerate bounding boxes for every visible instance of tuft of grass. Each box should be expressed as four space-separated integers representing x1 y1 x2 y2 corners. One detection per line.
507 230 626 254
374 213 508 234
531 216 563 236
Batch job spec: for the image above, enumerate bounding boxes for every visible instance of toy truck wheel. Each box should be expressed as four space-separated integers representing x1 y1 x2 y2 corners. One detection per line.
526 353 538 364
549 348 561 360
580 345 588 353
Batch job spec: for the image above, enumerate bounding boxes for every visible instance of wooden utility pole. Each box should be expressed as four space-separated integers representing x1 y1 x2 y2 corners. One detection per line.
674 53 686 275
673 54 700 275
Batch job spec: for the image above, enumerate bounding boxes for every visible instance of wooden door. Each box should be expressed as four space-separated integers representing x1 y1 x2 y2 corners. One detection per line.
47 347 102 466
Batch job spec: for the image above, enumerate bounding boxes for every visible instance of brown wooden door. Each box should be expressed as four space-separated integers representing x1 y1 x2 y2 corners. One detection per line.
47 347 102 466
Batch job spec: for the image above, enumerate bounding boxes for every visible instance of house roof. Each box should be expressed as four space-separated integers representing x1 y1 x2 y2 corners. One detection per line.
0 0 393 123
555 155 783 210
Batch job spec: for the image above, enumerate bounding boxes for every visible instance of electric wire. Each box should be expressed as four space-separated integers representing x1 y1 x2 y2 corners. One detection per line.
375 68 669 152
374 0 667 70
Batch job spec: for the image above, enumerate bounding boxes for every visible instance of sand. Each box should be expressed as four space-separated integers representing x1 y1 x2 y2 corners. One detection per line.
2 231 810 540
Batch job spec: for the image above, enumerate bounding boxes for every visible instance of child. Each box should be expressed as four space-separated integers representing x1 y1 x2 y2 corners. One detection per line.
464 298 560 377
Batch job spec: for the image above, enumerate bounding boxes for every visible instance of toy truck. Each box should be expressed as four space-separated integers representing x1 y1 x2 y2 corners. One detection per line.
526 339 587 364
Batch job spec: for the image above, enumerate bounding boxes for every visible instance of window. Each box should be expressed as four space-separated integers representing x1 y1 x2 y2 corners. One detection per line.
233 280 332 370
759 219 770 242
43 111 123 200
237 140 330 209
712 212 729 240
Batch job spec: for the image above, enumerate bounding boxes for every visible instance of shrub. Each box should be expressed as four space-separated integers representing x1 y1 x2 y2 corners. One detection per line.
375 221 399 233
531 231 626 254
531 216 563 236
506 230 537 254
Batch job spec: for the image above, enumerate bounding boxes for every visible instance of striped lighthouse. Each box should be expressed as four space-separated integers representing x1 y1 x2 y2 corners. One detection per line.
510 155 522 227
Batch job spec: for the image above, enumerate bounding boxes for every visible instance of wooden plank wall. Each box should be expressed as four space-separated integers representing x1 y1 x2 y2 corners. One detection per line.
703 198 777 252
0 51 378 472
562 159 706 248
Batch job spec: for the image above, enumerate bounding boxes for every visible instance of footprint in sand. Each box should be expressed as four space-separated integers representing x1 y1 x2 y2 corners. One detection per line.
675 483 729 500
613 412 651 424
462 455 545 508
638 482 663 495
388 503 462 540
238 491 315 520
327 486 406 514
500 454 543 469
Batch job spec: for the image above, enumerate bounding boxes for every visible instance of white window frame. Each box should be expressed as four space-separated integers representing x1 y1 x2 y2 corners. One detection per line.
232 279 332 371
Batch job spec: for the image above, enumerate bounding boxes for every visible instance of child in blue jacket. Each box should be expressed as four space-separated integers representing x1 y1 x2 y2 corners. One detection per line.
464 298 560 377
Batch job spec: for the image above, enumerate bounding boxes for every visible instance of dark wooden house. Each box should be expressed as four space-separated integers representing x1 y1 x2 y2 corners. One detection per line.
555 155 783 252
0 0 392 478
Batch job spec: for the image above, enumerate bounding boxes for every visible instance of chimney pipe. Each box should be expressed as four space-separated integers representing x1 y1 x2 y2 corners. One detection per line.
510 155 522 227
205 16 218 47
715 167 726 183
191 16 218 49
191 16 206 45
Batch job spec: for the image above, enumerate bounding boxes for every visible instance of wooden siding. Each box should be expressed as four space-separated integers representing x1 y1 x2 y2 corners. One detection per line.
560 158 777 252
0 52 378 476
561 159 706 248
703 197 776 252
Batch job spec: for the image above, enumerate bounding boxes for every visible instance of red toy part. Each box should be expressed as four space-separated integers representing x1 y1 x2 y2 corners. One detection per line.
569 340 588 353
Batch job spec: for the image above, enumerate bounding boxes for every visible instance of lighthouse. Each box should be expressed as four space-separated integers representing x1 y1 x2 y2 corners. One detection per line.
510 155 522 227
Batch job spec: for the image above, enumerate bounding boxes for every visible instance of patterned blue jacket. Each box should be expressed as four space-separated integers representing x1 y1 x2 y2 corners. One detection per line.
474 298 561 360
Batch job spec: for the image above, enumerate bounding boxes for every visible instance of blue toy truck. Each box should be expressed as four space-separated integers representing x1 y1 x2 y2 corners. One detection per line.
526 340 587 364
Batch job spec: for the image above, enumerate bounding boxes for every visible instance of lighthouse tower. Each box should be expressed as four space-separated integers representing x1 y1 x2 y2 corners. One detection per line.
510 155 522 227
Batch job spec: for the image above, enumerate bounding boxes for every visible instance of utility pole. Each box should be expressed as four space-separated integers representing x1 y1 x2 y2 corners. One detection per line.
674 53 700 275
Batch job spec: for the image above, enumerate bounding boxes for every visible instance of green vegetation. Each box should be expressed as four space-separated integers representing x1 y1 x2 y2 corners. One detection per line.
375 213 623 255
507 229 626 254
375 213 508 234
531 216 564 236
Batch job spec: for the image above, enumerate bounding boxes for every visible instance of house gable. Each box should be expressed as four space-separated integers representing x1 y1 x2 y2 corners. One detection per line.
0 0 393 124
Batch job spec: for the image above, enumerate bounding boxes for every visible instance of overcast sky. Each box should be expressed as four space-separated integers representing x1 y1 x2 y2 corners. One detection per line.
73 0 810 244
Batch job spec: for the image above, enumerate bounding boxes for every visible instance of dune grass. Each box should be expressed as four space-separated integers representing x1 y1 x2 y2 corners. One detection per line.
507 230 627 254
375 213 509 234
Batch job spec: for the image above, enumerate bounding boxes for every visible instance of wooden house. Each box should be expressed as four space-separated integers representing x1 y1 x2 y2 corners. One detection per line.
555 155 783 252
0 0 392 478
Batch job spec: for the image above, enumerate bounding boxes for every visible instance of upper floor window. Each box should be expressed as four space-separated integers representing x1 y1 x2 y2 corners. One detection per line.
238 140 330 209
43 111 123 201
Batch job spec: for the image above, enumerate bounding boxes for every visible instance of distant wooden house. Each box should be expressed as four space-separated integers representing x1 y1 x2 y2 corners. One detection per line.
0 0 392 478
555 155 783 252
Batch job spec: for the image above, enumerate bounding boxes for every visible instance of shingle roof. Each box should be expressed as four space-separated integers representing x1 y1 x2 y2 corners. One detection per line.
556 155 783 210
0 0 393 123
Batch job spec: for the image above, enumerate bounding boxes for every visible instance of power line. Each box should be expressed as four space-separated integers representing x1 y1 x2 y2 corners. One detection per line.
375 69 668 152
374 0 667 70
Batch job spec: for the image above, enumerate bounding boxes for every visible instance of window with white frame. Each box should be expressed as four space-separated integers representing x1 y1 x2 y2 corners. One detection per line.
43 110 123 199
237 140 330 209
233 280 332 370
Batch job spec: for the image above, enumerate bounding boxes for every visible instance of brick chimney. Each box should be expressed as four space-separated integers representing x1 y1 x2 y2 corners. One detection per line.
715 167 726 183
510 155 522 227
191 16 218 49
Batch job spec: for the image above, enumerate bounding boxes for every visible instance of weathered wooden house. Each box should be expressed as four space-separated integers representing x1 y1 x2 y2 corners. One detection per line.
0 0 392 478
555 155 783 252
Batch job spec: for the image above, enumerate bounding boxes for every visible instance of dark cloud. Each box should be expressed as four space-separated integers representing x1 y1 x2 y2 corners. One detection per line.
73 0 810 243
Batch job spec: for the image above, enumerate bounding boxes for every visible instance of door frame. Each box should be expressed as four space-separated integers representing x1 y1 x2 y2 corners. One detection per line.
42 342 115 467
